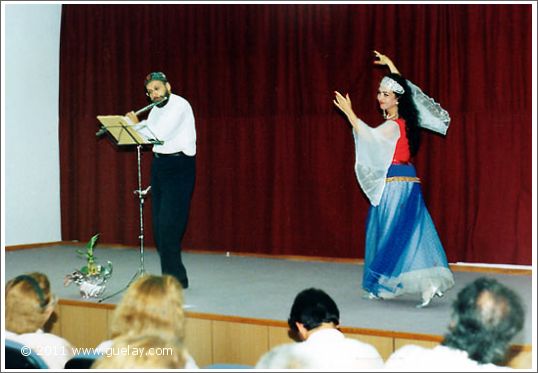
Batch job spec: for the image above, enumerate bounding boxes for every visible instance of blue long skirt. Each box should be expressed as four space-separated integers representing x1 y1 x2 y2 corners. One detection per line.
363 164 454 299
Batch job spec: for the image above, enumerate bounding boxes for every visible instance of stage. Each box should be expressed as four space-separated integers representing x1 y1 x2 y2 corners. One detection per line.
3 244 534 367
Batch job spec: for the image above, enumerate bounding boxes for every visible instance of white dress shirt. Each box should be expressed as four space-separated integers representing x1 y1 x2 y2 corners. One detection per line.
256 328 384 370
134 93 196 156
384 344 514 371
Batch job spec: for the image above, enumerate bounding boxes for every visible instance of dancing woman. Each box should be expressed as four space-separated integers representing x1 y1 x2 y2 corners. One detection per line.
333 51 454 308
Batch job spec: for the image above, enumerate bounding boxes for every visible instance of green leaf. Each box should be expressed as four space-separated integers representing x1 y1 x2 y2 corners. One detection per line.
86 233 100 257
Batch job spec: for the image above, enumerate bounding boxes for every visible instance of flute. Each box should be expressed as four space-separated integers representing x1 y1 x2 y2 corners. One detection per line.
134 96 168 116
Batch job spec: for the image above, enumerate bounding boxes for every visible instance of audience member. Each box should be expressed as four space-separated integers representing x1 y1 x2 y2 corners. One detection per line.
255 342 315 369
5 272 74 369
385 277 525 370
95 274 198 368
91 333 187 369
256 288 384 369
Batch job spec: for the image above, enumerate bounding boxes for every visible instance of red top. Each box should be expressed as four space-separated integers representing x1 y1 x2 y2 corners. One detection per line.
392 118 411 163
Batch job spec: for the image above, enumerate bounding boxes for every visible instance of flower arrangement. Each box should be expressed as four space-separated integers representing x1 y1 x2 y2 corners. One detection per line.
64 233 113 299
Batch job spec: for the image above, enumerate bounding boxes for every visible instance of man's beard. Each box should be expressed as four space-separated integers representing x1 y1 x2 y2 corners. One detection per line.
155 91 171 108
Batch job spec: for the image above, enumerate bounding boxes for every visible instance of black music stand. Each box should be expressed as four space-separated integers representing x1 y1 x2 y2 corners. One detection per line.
95 115 162 302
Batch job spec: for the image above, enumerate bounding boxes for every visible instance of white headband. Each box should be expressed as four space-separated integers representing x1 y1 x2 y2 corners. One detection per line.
380 76 405 94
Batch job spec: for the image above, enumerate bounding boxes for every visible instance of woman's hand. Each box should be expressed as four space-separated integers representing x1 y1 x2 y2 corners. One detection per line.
333 91 352 113
373 50 400 75
333 91 358 129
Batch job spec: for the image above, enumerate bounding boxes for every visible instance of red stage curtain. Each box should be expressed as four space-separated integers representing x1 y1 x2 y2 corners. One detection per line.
59 4 532 264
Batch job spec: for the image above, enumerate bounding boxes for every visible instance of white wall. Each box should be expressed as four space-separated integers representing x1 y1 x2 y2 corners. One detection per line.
3 4 63 245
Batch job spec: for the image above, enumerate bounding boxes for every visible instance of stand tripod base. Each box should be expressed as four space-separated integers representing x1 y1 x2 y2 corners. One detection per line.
98 267 146 303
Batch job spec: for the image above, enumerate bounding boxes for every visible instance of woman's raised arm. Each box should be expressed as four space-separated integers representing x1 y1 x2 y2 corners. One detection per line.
373 50 401 75
333 91 360 131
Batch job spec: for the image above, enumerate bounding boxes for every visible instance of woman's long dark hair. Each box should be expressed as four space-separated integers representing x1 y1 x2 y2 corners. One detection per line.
385 73 421 157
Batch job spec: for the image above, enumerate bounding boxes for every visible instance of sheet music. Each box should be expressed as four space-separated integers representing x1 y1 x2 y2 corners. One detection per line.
96 115 153 145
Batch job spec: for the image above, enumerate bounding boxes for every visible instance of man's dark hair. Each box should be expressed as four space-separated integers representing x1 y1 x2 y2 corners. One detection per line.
442 277 524 365
287 288 340 333
144 71 168 86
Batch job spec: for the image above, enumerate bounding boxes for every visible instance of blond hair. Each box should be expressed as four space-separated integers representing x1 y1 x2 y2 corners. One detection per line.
5 272 55 334
91 333 187 369
111 274 185 340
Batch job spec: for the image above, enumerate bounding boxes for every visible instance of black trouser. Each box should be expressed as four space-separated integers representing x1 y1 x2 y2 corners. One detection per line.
151 153 195 288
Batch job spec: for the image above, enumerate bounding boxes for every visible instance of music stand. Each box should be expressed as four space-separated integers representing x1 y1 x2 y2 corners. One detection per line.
95 115 162 302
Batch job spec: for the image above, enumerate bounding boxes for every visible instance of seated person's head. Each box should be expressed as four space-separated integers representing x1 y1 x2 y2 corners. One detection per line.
442 277 524 365
91 333 186 369
111 274 185 340
287 288 340 341
5 272 58 334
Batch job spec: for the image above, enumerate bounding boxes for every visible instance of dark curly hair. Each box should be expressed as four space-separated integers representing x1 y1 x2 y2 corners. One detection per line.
441 277 525 365
287 288 340 333
383 73 421 157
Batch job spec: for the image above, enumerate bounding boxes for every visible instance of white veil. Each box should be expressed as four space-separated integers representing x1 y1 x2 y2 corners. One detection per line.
406 79 451 135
